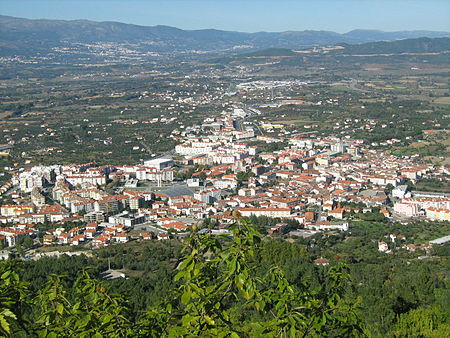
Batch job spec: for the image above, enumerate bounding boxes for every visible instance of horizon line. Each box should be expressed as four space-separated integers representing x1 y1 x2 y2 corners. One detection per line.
1 14 450 35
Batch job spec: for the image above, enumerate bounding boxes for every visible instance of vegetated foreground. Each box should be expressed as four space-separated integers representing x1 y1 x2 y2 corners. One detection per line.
2 218 450 337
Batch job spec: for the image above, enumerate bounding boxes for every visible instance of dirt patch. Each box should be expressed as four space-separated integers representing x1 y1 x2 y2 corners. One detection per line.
0 112 11 119
433 97 450 104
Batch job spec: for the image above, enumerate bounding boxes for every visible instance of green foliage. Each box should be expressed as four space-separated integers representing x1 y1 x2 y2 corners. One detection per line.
34 272 131 337
0 220 364 337
0 262 30 336
18 236 34 249
391 306 450 338
15 243 25 258
169 218 363 337
355 211 386 222
414 177 450 193
2 217 449 337
236 171 256 182
246 141 289 153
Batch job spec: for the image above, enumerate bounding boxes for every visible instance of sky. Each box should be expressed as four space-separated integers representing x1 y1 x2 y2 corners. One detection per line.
0 0 449 33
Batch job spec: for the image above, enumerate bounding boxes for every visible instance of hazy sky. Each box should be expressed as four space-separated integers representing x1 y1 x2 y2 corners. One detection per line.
1 0 449 33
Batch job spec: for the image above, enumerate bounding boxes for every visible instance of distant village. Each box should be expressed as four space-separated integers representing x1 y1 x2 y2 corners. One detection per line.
0 107 449 259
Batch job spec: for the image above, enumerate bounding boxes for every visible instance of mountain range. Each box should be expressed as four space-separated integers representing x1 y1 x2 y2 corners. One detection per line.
1 15 449 57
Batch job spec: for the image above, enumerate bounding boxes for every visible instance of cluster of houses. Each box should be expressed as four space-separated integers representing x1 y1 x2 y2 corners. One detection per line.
378 233 435 254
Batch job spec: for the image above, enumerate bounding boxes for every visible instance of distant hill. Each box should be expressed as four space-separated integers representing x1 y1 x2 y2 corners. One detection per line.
237 48 298 57
0 15 449 57
338 37 450 54
343 29 450 42
225 37 450 64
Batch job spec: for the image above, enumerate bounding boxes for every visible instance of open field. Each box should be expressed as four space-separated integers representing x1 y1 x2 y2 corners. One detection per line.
433 97 450 104
0 40 448 171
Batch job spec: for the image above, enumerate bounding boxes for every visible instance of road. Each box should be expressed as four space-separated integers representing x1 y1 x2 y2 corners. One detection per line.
233 119 243 131
347 78 371 93
252 122 264 136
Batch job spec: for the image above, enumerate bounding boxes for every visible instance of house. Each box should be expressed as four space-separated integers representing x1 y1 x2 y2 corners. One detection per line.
70 234 86 246
43 234 55 246
305 211 316 222
328 207 344 220
313 257 330 266
161 222 189 231
140 233 152 240
390 234 406 243
380 209 391 218
157 232 169 240
322 202 334 211
425 207 450 222
85 222 98 230
404 244 425 252
259 172 276 182
93 235 111 247
270 197 302 209
114 232 129 243
378 241 389 253
68 227 80 237
0 205 34 217
57 232 70 245
84 228 97 239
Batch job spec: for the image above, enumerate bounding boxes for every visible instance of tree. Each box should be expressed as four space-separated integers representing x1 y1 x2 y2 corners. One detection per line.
0 262 30 336
167 217 363 337
32 272 131 337
20 236 34 250
0 218 364 337
391 306 450 337
384 183 395 195
15 243 25 258
236 171 255 182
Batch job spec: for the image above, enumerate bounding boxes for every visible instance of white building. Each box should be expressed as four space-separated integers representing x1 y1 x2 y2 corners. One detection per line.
194 189 222 204
19 172 44 193
108 212 145 227
213 180 238 190
393 202 421 217
307 222 349 231
65 174 106 186
237 208 291 218
392 185 411 199
143 158 173 170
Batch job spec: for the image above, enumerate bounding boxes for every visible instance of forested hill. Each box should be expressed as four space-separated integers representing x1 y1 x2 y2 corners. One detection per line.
0 15 449 56
237 48 299 57
227 37 450 60
338 37 450 54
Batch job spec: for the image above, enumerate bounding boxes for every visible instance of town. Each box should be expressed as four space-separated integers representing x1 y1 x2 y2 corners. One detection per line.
1 105 448 259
